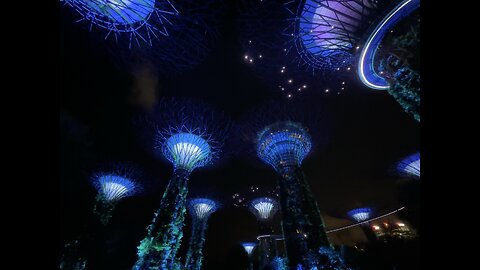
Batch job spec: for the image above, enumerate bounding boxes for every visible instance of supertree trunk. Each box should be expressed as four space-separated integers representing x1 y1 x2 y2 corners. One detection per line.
134 168 190 269
184 219 208 270
258 235 277 270
277 165 330 269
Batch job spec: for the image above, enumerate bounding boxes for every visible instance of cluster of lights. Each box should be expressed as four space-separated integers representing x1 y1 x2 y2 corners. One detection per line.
188 198 219 220
256 121 312 173
232 193 245 206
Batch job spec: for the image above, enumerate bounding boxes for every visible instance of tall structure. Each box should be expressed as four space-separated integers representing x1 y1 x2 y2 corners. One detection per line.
396 152 420 179
249 197 279 269
241 242 257 270
134 98 231 269
184 198 220 270
347 207 378 243
91 163 143 225
255 120 332 269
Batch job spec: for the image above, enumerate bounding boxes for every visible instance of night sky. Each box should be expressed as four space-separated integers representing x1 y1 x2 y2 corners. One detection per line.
60 2 419 269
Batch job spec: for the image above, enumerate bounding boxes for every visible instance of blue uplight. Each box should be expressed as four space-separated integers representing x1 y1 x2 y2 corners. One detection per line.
161 132 212 172
358 0 420 90
396 152 420 179
249 197 279 221
347 208 373 222
188 198 219 220
241 242 256 256
91 173 141 201
257 121 312 173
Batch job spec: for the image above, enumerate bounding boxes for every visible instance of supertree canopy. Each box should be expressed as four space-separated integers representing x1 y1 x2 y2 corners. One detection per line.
250 197 279 221
184 198 220 270
285 0 386 72
91 162 143 225
241 98 339 269
237 0 391 99
396 152 420 179
134 97 231 269
241 242 257 270
347 207 373 223
257 121 312 174
61 0 178 46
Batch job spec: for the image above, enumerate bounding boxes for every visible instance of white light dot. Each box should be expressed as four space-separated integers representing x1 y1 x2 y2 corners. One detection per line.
244 55 248 59
281 70 284 73
287 94 292 98
342 82 345 84
347 67 351 70
337 68 340 71
249 59 253 63
259 55 262 58
303 85 307 88
249 40 252 43
356 46 360 49
325 89 329 92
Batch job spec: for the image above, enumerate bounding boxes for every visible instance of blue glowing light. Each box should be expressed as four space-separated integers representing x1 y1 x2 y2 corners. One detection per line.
188 198 219 220
249 197 279 221
288 0 382 71
91 173 141 201
396 152 420 179
160 132 212 172
358 0 420 90
347 208 373 222
63 0 178 46
257 121 312 172
241 242 256 256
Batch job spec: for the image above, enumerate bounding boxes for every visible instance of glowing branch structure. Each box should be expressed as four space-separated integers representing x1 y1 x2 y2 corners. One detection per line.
241 242 256 270
347 208 373 223
134 98 230 270
249 197 280 270
285 0 386 72
255 121 330 269
184 198 220 270
396 152 420 179
347 207 377 242
91 163 143 225
62 0 178 47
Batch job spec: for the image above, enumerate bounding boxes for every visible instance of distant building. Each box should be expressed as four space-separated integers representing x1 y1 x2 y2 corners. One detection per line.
370 221 417 241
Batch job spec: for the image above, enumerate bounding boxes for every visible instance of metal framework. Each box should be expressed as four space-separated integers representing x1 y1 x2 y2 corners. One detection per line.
187 198 220 221
91 163 142 201
249 197 279 221
257 121 312 173
347 207 373 222
241 242 256 257
285 0 383 72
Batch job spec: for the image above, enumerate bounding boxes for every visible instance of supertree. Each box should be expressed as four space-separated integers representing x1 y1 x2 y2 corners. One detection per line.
241 242 257 270
237 0 389 99
357 0 420 121
347 207 378 243
90 163 143 226
133 97 231 269
249 197 280 269
241 97 345 269
60 162 143 270
61 0 227 77
395 152 420 180
184 198 220 270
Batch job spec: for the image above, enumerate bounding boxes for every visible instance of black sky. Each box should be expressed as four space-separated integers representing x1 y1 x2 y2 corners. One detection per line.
60 2 419 269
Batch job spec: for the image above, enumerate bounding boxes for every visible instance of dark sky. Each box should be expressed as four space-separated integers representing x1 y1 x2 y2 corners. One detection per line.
60 2 419 269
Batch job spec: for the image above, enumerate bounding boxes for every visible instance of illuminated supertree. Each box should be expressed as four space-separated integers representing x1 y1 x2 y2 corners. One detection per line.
184 198 220 270
242 98 342 269
237 0 388 98
61 0 226 77
133 97 231 269
241 242 257 270
395 152 420 180
249 197 280 269
357 0 421 121
91 162 143 225
347 207 378 243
